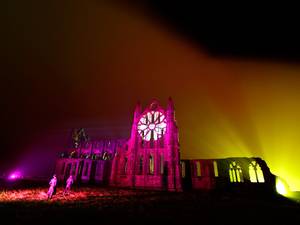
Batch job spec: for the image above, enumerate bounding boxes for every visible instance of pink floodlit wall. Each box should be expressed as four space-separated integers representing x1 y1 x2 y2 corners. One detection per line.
55 139 125 183
190 159 216 190
55 99 276 193
110 98 182 191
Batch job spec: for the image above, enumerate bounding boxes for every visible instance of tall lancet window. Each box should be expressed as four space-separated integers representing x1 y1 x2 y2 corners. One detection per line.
141 131 145 148
160 129 164 148
138 156 143 175
181 161 186 178
249 160 265 183
229 161 244 183
196 161 201 177
149 155 154 175
160 155 164 174
149 112 154 148
213 161 219 177
150 131 154 148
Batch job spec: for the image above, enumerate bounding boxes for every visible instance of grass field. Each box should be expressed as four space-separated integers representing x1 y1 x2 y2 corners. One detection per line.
0 185 300 225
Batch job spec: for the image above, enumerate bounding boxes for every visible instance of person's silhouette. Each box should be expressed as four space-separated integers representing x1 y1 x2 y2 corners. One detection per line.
47 174 57 199
63 175 74 195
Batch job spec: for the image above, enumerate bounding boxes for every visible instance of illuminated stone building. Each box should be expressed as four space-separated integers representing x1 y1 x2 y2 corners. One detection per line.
181 157 275 192
55 138 126 184
55 98 276 192
110 98 182 191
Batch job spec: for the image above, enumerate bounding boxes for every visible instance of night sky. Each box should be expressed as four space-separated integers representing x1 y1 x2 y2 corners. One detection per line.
2 1 300 190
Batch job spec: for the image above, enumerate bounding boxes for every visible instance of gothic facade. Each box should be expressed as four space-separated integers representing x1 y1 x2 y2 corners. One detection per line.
55 139 126 184
55 98 276 192
109 98 182 191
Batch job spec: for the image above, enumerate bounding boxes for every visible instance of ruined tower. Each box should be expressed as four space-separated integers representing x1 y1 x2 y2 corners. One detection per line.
110 98 182 191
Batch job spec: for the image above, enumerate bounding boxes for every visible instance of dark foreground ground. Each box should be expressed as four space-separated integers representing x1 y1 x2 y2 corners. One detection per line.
0 181 300 225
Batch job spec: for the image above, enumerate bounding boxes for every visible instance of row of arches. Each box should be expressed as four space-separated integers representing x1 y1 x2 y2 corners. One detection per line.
63 151 112 160
194 161 219 177
181 161 219 178
181 160 265 183
140 138 165 149
229 161 265 183
122 154 164 175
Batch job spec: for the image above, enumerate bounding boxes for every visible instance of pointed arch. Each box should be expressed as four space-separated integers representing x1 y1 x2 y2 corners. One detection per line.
149 154 154 175
229 161 244 183
160 155 164 174
181 161 186 178
213 161 219 177
249 160 265 183
138 156 143 175
196 161 201 177
249 163 257 182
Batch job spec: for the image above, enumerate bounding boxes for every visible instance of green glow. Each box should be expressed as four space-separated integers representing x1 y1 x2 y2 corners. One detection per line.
196 161 201 177
229 169 233 182
249 161 265 183
213 161 218 177
276 177 289 196
237 166 243 182
236 168 241 182
181 68 300 191
229 162 244 183
249 165 257 182
229 164 236 182
257 167 264 183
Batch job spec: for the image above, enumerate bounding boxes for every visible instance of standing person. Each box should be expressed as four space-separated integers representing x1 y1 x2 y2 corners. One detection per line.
63 175 74 195
47 174 57 200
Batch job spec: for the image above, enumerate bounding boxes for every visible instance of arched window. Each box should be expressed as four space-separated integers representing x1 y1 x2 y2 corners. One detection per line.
150 131 154 148
196 161 201 177
181 161 186 178
149 155 154 175
249 161 265 183
160 155 164 174
213 161 219 177
229 161 244 183
138 156 143 175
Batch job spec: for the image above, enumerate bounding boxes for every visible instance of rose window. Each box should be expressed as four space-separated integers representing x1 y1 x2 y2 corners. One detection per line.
138 111 167 141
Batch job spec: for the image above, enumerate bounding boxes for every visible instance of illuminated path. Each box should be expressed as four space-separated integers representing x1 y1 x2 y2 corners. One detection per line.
0 187 156 203
0 187 300 225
